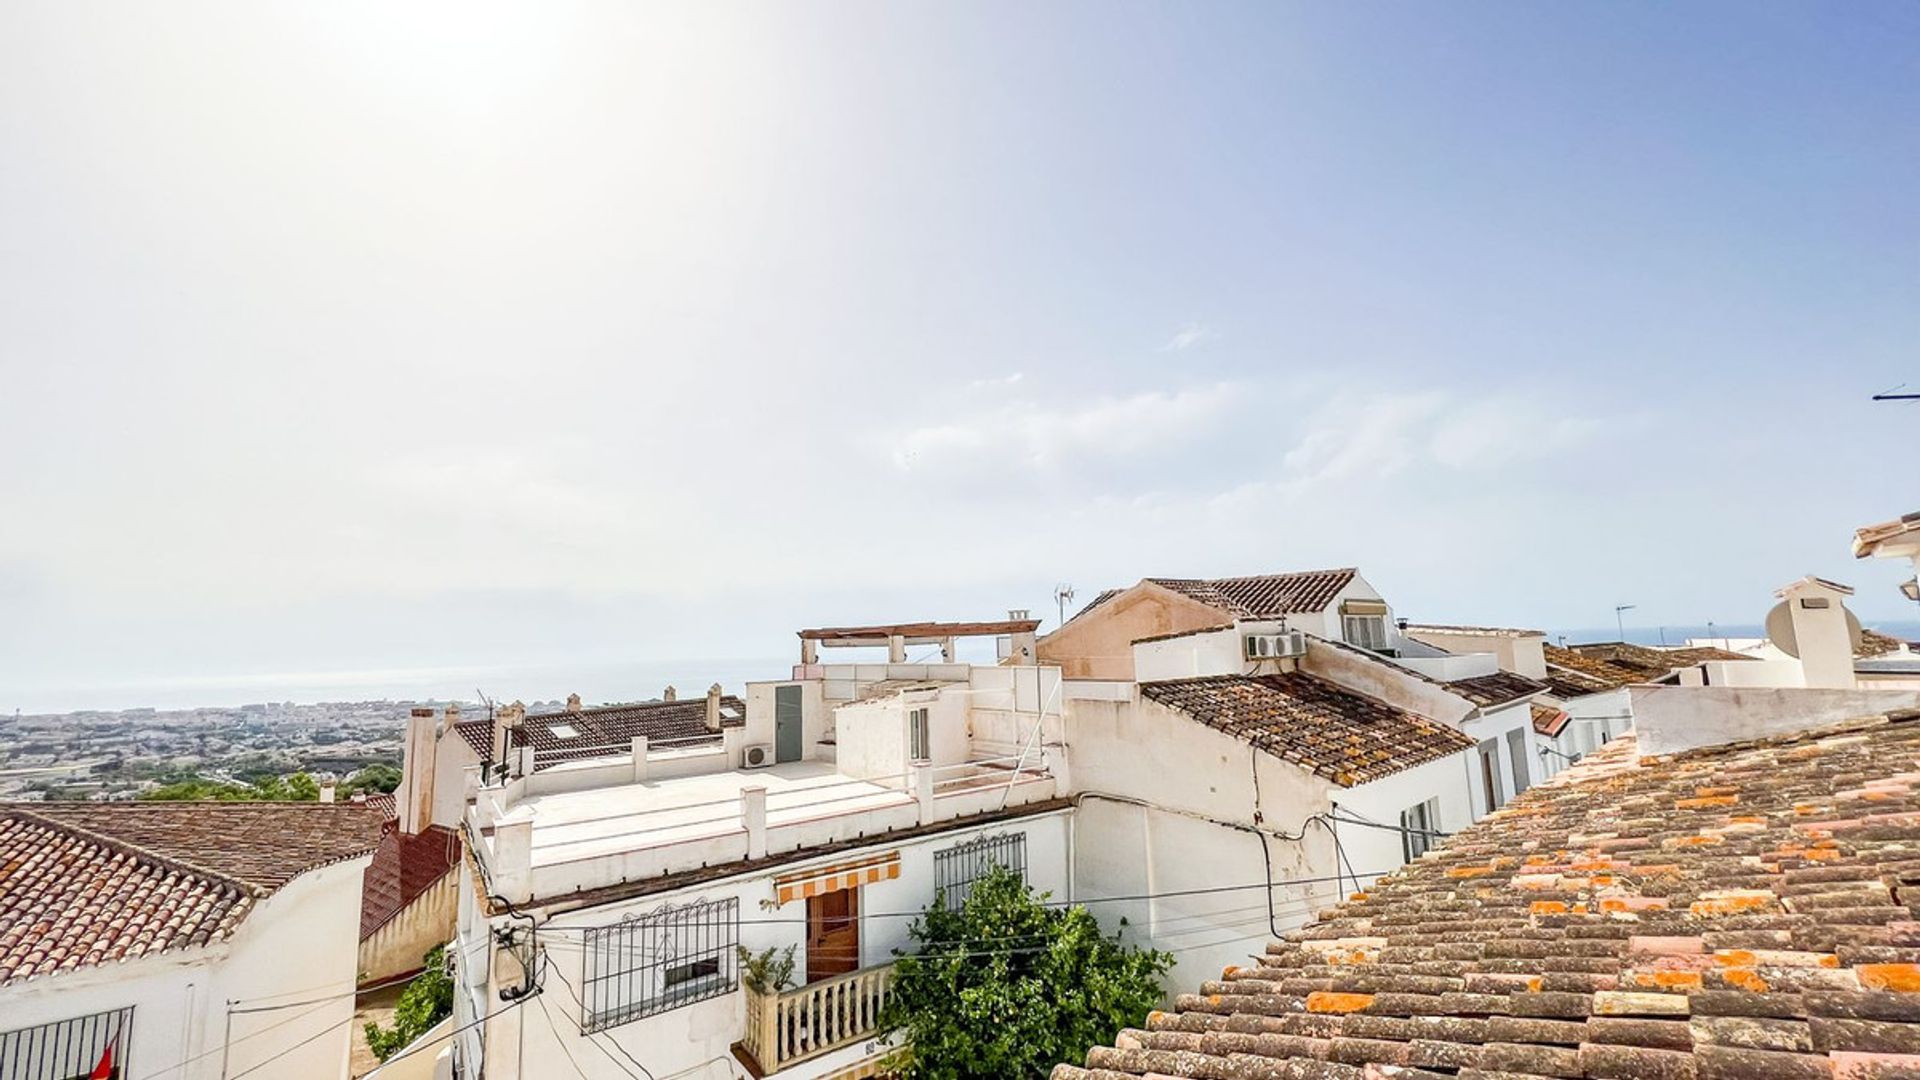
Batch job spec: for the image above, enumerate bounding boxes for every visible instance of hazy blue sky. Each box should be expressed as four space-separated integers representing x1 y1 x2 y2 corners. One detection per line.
3 3 1916 710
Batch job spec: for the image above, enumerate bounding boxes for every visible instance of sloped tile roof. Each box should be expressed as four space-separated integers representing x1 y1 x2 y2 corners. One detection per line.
1404 623 1548 638
0 803 382 985
1854 510 1920 557
1076 569 1361 623
1141 673 1474 787
451 694 745 768
1448 671 1552 709
1531 702 1572 737
1054 709 1920 1080
1544 642 1754 694
359 825 461 939
1859 628 1912 660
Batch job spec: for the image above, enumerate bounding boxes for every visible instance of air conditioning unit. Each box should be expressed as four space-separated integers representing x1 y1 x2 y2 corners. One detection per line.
742 744 775 769
1245 631 1308 660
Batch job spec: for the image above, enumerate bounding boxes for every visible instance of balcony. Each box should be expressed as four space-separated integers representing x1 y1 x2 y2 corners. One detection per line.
741 963 893 1075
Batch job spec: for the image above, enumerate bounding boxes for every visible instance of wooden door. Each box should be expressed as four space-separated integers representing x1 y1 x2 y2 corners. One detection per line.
806 888 860 982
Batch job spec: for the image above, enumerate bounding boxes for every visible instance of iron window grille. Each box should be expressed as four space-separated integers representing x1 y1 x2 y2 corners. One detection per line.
581 897 738 1032
934 832 1027 911
1 1006 133 1080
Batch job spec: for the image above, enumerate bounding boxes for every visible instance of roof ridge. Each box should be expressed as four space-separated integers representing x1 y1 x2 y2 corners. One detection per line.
3 806 264 898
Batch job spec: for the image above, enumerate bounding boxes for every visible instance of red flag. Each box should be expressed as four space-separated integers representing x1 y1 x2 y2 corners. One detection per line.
89 1038 115 1080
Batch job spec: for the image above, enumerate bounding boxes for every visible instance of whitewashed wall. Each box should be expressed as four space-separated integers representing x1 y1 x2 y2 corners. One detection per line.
0 858 369 1080
470 811 1071 1080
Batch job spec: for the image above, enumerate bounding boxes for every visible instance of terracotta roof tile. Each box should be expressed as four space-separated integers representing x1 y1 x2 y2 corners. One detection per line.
1053 709 1920 1080
452 694 745 766
1448 671 1552 709
359 825 460 938
0 803 382 985
1532 703 1572 738
1141 673 1475 787
1078 569 1361 622
1545 643 1754 694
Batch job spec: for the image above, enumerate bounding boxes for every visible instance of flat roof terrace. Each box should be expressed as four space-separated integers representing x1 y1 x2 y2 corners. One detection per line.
474 755 1061 903
520 760 910 865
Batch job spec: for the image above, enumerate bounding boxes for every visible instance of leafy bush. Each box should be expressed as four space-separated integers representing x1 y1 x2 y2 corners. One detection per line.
365 946 455 1062
344 763 404 795
878 865 1171 1079
737 944 797 993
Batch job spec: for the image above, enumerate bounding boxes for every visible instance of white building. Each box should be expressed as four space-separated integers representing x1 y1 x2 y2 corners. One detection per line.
447 618 1067 1080
1038 571 1551 992
0 802 382 1080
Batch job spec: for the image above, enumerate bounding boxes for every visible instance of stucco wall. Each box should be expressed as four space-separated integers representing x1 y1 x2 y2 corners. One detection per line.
360 868 459 986
470 812 1072 1080
1037 583 1235 680
1631 685 1920 756
0 858 369 1080
1298 640 1474 726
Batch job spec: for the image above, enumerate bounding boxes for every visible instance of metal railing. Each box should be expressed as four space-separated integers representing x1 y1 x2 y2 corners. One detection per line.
742 964 892 1074
0 1006 133 1080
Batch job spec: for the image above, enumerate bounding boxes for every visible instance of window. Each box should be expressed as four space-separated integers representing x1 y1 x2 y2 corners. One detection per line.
933 832 1026 910
1343 615 1388 651
0 1006 134 1080
1506 728 1531 795
1400 797 1440 862
581 897 738 1031
908 707 930 763
1477 739 1503 813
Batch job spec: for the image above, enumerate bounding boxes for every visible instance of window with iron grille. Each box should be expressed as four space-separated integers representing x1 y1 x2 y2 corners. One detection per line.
933 832 1027 911
0 1006 133 1080
581 897 738 1032
1400 797 1440 863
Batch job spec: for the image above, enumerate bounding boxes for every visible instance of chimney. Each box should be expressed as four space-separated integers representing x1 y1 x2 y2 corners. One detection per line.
566 692 582 713
494 701 527 779
663 685 677 702
705 683 723 731
399 707 437 834
319 782 336 804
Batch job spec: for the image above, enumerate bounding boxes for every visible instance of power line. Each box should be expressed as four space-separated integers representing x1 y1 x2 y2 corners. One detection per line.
523 868 1398 935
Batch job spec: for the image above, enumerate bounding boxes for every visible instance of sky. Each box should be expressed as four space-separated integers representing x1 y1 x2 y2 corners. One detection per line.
2 3 1917 712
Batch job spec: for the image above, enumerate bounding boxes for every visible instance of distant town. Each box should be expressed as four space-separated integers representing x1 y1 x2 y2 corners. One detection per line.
0 699 459 801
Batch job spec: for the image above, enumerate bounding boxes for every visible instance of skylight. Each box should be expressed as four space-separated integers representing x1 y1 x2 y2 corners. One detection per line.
550 723 580 739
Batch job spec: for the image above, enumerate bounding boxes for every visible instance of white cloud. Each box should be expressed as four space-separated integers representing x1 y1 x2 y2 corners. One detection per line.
890 382 1244 479
1159 323 1219 352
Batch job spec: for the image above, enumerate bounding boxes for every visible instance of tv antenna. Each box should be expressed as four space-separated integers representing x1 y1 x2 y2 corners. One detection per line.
1872 384 1920 401
1614 604 1636 642
1052 583 1076 628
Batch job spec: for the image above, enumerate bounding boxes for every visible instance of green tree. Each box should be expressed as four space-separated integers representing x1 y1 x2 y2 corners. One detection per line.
878 865 1171 1079
140 771 322 802
364 946 455 1061
344 763 403 795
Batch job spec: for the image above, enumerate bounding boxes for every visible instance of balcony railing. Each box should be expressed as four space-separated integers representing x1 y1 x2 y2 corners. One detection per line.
742 963 892 1074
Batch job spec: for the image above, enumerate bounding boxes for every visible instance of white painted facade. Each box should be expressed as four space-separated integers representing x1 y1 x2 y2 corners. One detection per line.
0 858 370 1080
449 657 1068 1080
1057 622 1522 995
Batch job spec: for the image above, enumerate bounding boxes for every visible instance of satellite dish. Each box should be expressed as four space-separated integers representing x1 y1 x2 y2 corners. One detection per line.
1766 601 1863 658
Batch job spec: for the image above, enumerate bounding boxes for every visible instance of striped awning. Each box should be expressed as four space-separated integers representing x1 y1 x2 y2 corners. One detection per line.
774 852 900 904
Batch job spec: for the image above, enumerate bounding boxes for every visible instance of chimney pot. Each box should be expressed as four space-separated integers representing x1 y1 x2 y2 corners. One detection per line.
566 692 582 713
704 683 723 731
663 685 677 702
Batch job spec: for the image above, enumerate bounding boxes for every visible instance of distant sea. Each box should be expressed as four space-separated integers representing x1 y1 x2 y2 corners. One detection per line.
5 656 794 716
11 621 1920 717
1551 620 1920 649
